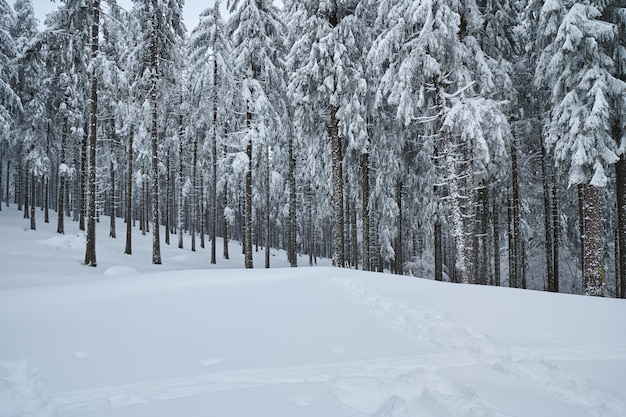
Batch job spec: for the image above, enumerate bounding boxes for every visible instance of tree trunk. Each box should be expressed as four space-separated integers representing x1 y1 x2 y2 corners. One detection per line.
615 121 626 298
223 180 229 259
551 172 559 292
288 130 297 267
57 117 68 234
109 159 116 238
541 137 555 291
492 192 501 286
178 112 184 250
362 151 370 271
265 145 271 268
578 183 585 285
23 161 29 219
84 0 100 267
510 138 521 288
210 65 218 264
191 133 197 252
150 25 161 265
5 158 9 207
582 183 605 296
30 174 36 230
125 129 133 255
395 179 403 275
165 150 171 245
244 103 253 268
330 106 345 267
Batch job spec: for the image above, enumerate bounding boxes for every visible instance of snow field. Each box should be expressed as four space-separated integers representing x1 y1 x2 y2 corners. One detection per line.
0 206 625 416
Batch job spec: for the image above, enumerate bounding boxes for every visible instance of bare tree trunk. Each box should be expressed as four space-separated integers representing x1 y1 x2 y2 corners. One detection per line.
492 192 501 286
84 0 100 267
362 151 370 271
109 159 116 238
5 158 9 208
578 183 585 286
150 25 161 265
287 131 297 267
395 179 403 275
23 161 29 219
551 172 559 292
57 117 68 233
330 106 345 267
125 129 133 255
165 150 171 245
210 66 218 264
200 175 205 249
265 145 270 269
541 137 555 291
510 138 521 288
223 180 229 259
244 93 253 268
615 120 626 298
191 133 197 252
582 183 605 296
177 111 184 249
30 174 36 230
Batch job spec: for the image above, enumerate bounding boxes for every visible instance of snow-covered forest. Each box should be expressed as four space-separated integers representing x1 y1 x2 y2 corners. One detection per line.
1 0 625 297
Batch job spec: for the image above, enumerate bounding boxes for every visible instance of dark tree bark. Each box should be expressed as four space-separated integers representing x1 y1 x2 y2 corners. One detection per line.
210 64 218 264
582 183 605 296
492 192 501 286
165 150 171 245
57 117 68 233
191 133 198 252
362 151 370 272
30 174 36 230
551 171 559 292
244 103 253 269
395 179 403 275
509 138 521 288
150 25 161 265
614 120 626 298
23 161 29 219
287 130 297 267
178 112 184 249
330 106 345 267
125 129 133 255
84 0 100 267
109 159 116 238
265 145 271 269
223 179 229 259
5 158 9 207
541 137 555 291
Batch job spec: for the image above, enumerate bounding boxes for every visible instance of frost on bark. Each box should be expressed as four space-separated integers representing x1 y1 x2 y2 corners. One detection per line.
615 120 626 298
582 183 605 296
150 26 161 265
330 105 345 267
244 109 253 269
84 0 99 267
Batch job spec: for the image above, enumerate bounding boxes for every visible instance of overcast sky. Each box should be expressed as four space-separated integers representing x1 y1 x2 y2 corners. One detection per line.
30 0 226 31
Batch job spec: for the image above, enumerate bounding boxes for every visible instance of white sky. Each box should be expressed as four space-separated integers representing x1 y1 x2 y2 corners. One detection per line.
29 0 225 32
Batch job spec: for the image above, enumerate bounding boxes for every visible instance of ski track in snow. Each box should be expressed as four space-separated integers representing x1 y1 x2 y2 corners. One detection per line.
329 276 626 417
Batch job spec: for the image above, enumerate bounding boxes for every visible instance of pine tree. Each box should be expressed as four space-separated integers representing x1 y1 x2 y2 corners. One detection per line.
539 1 625 296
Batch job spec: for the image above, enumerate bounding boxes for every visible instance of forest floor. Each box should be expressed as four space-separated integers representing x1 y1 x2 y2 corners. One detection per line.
1 205 626 416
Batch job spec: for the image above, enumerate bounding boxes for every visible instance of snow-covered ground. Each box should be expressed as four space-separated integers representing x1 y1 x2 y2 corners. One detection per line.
1 205 625 417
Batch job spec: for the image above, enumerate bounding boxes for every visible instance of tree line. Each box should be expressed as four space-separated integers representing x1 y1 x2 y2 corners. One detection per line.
0 0 624 297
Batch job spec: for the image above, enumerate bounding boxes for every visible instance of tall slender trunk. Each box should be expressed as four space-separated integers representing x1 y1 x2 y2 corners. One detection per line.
244 97 253 269
84 0 100 267
44 125 50 223
178 111 184 249
0 147 3 211
200 175 205 249
57 117 68 233
578 183 585 285
150 24 161 265
30 174 36 230
510 138 521 288
23 161 29 219
265 145 271 268
362 151 370 272
395 179 403 275
433 139 443 282
287 130 297 267
165 150 171 245
79 124 87 231
330 106 344 267
191 133 197 252
582 183 605 296
5 158 9 207
109 159 116 238
210 63 218 264
125 129 133 255
223 180 229 259
551 172 559 292
541 137 555 291
492 192 501 286
614 120 626 298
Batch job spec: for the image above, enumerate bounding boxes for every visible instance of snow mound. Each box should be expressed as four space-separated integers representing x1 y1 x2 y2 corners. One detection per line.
103 266 138 277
